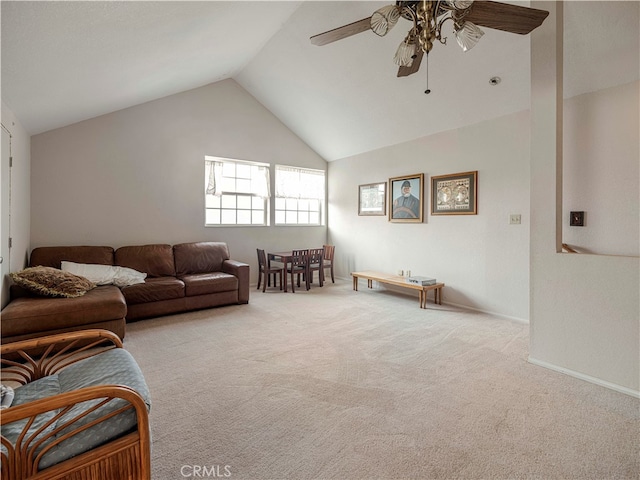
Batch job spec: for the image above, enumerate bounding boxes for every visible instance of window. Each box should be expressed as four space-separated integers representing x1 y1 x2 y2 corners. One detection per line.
205 157 270 226
275 165 325 225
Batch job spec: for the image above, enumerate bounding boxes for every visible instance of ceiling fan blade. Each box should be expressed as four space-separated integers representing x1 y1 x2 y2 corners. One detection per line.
310 17 372 46
465 1 549 35
397 49 424 77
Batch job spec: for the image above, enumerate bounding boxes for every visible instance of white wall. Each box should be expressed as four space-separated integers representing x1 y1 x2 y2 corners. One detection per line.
329 111 531 321
1 102 31 308
329 78 639 335
30 79 327 272
563 81 639 256
530 1 639 396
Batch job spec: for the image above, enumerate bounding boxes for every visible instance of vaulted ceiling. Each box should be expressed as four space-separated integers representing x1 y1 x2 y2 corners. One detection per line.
2 1 638 161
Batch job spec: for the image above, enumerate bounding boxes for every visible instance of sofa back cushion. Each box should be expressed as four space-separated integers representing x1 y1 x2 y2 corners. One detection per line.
173 242 230 276
29 246 114 269
115 244 175 278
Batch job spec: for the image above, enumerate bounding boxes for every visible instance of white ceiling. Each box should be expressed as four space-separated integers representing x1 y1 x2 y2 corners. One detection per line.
2 1 638 161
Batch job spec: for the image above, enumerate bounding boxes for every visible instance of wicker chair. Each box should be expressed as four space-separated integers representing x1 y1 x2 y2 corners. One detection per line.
1 330 151 480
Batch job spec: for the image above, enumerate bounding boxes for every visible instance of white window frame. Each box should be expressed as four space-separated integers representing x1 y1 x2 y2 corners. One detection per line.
204 156 270 227
274 165 326 226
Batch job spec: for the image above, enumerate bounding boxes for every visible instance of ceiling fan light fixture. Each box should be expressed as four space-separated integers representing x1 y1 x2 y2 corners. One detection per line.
448 0 474 10
370 5 401 37
394 38 417 67
454 21 484 52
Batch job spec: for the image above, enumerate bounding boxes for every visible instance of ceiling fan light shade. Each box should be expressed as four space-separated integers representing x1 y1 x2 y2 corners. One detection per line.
394 39 417 67
448 0 474 10
454 21 484 52
370 5 401 37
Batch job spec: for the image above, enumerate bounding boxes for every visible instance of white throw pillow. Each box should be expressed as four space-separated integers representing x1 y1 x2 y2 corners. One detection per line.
112 265 147 288
61 261 146 287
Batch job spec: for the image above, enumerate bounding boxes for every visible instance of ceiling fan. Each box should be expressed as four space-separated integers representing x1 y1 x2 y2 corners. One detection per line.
310 1 549 93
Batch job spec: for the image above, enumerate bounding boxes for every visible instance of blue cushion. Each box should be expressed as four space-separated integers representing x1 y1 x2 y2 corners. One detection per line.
1 375 62 452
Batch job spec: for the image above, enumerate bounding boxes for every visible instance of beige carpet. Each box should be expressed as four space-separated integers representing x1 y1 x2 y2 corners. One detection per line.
124 280 639 479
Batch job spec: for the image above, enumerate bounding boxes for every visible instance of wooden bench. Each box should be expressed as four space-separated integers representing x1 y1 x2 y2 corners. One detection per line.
351 271 444 309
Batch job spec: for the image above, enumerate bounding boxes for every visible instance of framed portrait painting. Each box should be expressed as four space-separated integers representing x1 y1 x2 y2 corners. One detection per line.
431 171 477 215
389 173 424 223
358 182 386 216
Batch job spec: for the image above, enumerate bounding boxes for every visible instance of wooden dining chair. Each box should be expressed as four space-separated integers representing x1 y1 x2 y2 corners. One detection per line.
287 249 309 293
257 249 283 292
322 244 335 283
307 248 324 287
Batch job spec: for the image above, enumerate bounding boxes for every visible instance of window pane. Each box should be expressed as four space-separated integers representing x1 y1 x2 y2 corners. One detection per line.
237 210 251 224
222 162 235 177
221 177 235 192
252 210 264 224
205 157 269 227
236 178 251 193
286 198 297 210
204 156 269 225
221 195 236 208
285 211 297 224
274 166 325 226
237 196 251 210
221 210 236 224
205 195 219 208
236 163 251 179
206 209 220 225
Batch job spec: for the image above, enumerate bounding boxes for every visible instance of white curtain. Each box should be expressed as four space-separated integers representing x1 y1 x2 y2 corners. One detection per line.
275 166 325 199
205 160 223 195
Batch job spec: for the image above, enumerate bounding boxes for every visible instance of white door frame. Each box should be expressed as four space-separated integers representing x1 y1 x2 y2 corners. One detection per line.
1 123 12 309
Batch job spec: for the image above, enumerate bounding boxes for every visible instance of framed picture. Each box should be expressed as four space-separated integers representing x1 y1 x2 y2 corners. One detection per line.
389 173 424 223
358 182 386 216
431 171 477 215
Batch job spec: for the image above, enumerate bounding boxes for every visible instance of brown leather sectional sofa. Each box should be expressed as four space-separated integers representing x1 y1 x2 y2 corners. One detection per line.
1 242 250 344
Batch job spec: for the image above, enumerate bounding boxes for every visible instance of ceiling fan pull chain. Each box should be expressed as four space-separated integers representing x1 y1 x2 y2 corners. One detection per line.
424 53 431 94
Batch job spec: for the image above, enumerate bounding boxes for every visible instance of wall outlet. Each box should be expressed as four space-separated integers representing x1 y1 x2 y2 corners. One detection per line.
509 214 522 225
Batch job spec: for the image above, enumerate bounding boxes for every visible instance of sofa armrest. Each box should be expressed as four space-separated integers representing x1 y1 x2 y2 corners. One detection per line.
222 259 250 304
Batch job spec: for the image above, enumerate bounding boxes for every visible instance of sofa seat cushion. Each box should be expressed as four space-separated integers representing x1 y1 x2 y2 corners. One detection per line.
121 277 185 305
1 286 126 337
179 272 238 297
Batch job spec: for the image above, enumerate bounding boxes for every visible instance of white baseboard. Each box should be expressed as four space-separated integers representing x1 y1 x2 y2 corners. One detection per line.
528 356 640 399
362 280 530 324
442 300 529 325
